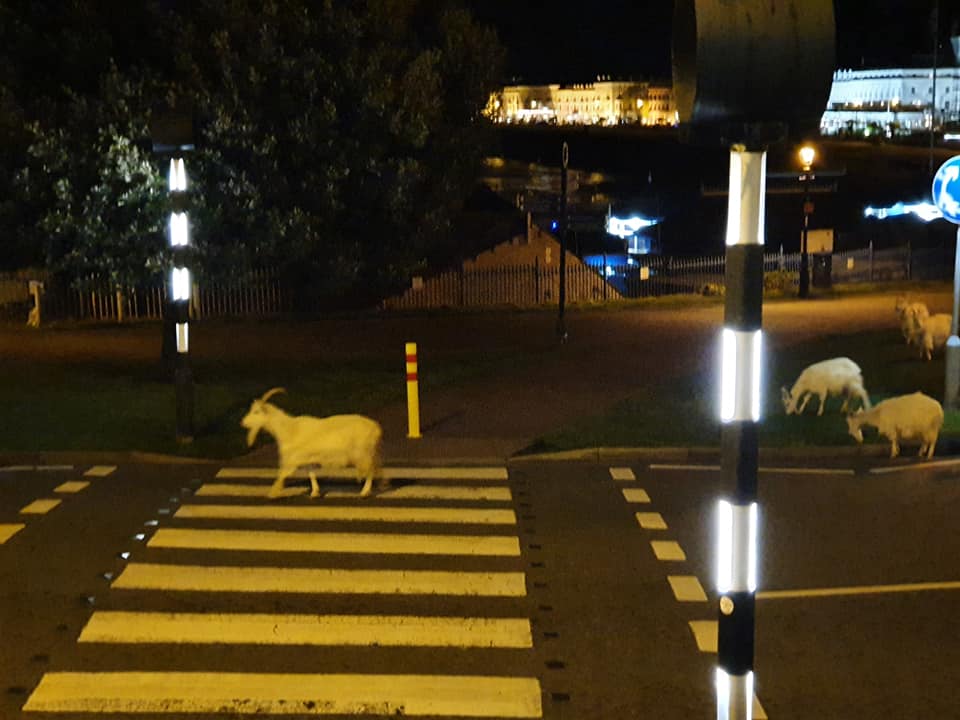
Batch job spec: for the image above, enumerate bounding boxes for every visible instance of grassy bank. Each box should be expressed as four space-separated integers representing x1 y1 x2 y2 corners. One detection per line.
529 325 960 454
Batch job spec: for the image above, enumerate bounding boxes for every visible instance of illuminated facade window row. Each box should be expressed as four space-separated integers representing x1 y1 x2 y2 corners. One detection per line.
487 79 677 127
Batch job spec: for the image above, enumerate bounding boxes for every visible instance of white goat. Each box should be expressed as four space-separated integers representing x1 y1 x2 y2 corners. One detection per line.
240 388 383 499
915 312 953 361
895 296 928 345
781 357 871 416
846 392 943 459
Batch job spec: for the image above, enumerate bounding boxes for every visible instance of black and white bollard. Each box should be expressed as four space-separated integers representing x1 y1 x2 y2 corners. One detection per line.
716 145 765 720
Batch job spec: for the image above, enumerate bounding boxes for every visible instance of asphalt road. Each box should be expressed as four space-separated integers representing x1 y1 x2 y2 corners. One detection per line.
2 456 958 719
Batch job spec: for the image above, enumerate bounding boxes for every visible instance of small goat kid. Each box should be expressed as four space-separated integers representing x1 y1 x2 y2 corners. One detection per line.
241 388 383 499
846 392 943 459
781 357 871 416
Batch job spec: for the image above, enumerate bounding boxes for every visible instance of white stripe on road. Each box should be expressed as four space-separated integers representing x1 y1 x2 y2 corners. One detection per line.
20 499 61 515
688 620 717 652
83 465 117 477
760 466 856 476
650 463 855 476
649 464 721 471
23 672 543 717
175 504 517 525
0 524 25 544
650 540 686 561
635 512 667 530
869 458 960 474
113 563 527 596
148 528 521 557
759 580 960 600
54 481 90 494
668 575 708 602
195 483 513 502
621 488 651 503
79 611 533 648
216 466 509 481
609 467 636 481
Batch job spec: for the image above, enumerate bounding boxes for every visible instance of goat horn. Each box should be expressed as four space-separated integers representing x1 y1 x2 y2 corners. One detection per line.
260 387 287 402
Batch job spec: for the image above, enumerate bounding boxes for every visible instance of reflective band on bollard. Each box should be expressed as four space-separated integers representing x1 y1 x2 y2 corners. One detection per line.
406 342 421 439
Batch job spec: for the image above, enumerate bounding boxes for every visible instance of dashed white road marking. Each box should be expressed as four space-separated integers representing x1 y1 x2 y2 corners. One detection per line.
80 611 533 648
621 488 651 503
668 575 708 602
688 620 717 652
19 499 61 515
54 481 90 494
609 467 636 481
650 540 687 561
148 528 521 557
174 504 517 525
635 512 668 530
0 524 25 544
83 465 117 477
216 466 509 481
23 672 543 717
113 563 527 596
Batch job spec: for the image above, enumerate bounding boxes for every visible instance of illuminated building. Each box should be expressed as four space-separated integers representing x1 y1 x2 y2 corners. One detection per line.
489 78 675 126
821 35 960 136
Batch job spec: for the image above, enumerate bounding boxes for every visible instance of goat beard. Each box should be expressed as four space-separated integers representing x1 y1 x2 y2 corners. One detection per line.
246 425 261 447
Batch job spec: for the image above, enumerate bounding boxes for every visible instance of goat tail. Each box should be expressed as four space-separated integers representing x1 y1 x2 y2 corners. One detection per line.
260 387 287 403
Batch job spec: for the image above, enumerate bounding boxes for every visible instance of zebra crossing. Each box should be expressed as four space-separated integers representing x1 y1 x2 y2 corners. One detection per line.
23 466 543 717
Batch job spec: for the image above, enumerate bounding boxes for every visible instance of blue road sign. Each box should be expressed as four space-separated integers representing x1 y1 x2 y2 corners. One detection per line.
933 156 960 224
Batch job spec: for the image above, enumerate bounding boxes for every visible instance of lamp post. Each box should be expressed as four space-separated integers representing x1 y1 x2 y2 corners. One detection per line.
798 145 816 299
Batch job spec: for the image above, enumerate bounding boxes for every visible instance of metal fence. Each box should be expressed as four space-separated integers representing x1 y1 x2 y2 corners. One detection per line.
0 268 290 323
1 241 954 322
383 242 955 310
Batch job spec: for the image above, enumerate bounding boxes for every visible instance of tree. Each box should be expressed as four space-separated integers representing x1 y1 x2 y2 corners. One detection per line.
2 0 506 305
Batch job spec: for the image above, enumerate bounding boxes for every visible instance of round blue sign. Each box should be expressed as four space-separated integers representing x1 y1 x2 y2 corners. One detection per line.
932 156 960 224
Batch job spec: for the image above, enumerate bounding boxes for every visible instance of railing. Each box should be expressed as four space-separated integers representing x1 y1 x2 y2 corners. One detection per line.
1 269 290 324
2 241 955 322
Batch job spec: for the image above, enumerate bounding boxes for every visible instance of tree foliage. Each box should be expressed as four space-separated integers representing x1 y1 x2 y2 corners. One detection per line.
0 0 505 303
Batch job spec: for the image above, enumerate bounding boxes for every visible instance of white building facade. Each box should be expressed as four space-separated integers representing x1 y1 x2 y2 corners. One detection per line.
821 37 960 136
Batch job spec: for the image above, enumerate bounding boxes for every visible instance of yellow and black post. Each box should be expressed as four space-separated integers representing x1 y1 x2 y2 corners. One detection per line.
406 342 421 439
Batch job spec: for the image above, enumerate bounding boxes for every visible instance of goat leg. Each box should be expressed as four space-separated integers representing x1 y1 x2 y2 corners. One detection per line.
309 470 321 499
268 468 295 499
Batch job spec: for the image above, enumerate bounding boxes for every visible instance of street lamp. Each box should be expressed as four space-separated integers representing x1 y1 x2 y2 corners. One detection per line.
798 145 816 298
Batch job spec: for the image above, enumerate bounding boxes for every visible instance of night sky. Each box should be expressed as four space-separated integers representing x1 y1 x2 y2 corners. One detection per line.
466 1 957 84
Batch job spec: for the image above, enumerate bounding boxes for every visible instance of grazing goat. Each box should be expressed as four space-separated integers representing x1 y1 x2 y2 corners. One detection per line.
240 388 383 499
915 312 953 361
894 296 928 345
781 357 871 416
846 392 943 459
